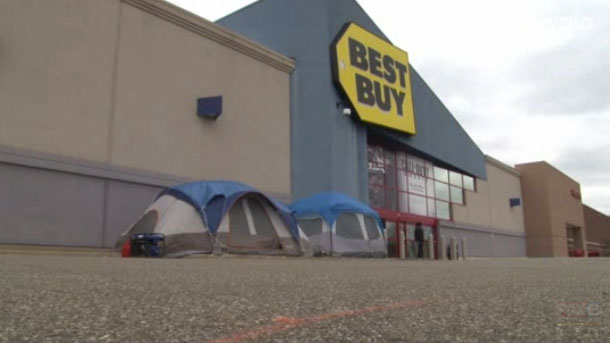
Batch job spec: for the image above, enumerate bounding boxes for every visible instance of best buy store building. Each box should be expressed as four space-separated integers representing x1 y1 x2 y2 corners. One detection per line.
219 0 526 258
0 0 526 257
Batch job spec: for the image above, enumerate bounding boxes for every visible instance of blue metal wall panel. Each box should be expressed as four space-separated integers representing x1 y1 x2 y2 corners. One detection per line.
218 0 486 204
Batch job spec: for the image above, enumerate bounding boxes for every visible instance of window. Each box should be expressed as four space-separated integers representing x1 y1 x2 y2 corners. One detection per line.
229 198 281 250
398 192 409 213
407 156 426 176
425 162 434 178
298 218 323 236
363 216 380 240
335 213 364 239
434 181 450 201
407 156 426 196
396 152 407 170
385 167 396 189
130 210 158 235
436 200 450 220
369 186 386 209
427 198 436 217
450 186 464 205
368 143 478 221
408 194 427 216
463 175 475 191
449 171 463 187
426 178 435 197
229 200 250 236
386 189 397 211
385 221 397 257
368 168 384 186
368 146 384 165
397 169 408 191
384 150 396 167
434 167 448 182
248 199 276 237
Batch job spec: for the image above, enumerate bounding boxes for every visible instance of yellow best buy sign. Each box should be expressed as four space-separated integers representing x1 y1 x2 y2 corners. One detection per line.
332 22 416 134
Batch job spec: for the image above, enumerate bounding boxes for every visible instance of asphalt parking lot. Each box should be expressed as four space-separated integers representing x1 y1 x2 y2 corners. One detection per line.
1 253 609 343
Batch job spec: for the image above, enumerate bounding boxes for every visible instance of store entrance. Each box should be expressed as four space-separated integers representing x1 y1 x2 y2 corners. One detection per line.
384 220 437 259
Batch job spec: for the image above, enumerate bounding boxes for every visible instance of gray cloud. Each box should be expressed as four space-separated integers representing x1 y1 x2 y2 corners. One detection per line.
415 1 610 118
410 3 610 214
553 144 610 184
514 39 610 115
416 60 501 108
512 3 610 116
553 144 610 214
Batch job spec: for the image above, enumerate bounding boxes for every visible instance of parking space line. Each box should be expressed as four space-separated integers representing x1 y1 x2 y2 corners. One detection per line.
206 300 426 343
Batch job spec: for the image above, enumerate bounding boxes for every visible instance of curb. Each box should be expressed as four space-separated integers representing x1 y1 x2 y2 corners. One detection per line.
0 244 118 257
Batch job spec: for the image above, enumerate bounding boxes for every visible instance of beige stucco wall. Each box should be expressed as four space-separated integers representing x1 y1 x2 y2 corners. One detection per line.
515 163 555 256
516 161 586 257
0 0 119 162
109 3 291 195
583 205 610 245
0 0 293 197
451 157 525 234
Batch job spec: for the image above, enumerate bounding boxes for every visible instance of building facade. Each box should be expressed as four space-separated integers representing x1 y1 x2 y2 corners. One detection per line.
219 0 525 258
583 205 610 256
0 0 294 247
1 0 605 258
442 157 526 257
516 162 587 257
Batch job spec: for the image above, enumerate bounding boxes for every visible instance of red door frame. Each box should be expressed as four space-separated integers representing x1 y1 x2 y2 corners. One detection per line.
376 208 439 259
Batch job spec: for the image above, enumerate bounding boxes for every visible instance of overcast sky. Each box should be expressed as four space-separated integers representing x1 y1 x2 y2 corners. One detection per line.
168 0 610 214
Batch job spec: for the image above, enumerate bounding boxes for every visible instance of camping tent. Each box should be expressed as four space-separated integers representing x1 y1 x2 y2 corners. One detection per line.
290 192 387 257
115 181 302 257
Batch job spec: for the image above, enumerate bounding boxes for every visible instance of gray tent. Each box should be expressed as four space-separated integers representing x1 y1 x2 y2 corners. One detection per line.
290 192 387 257
116 181 303 257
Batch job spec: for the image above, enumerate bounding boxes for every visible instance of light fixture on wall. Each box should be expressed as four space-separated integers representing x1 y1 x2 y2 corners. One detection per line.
197 96 223 120
336 101 352 116
509 198 521 208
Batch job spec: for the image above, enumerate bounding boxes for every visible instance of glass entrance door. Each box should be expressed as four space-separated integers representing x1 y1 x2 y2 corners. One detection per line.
384 220 437 259
405 223 433 259
385 221 398 258
384 221 407 258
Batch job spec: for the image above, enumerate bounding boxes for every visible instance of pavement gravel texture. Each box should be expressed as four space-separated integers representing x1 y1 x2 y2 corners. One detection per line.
1 254 609 343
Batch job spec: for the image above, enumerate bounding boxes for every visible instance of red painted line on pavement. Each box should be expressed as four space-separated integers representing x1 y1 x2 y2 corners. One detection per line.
206 300 426 343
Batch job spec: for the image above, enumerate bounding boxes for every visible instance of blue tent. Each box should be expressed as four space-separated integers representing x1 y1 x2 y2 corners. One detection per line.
290 192 383 230
290 192 386 257
159 180 299 241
